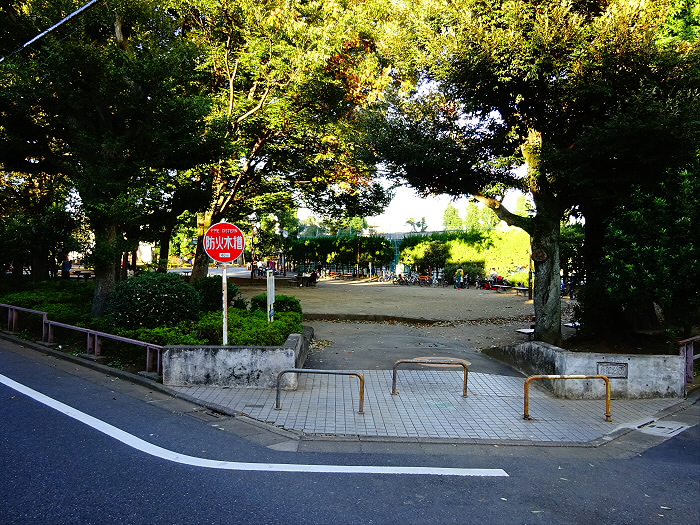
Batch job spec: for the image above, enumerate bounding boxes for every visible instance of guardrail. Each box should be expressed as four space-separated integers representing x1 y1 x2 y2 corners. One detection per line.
524 374 612 422
2 303 49 339
0 303 163 374
275 368 365 413
678 335 699 385
391 358 470 397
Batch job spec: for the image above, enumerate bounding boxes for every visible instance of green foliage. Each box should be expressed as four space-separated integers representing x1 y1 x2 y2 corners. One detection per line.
289 235 394 267
108 273 201 329
399 231 486 250
447 228 530 276
250 293 303 315
115 324 208 346
400 240 450 273
0 280 94 311
560 223 585 279
192 275 246 311
229 310 303 346
442 203 463 231
405 217 428 232
659 0 700 43
396 229 528 276
192 310 303 346
464 202 500 231
34 303 92 325
600 168 700 335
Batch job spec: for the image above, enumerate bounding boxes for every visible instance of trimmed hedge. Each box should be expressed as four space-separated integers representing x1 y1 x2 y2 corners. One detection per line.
249 293 302 315
108 272 201 329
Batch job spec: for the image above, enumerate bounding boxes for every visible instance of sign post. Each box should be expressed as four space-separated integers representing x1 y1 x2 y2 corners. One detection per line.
266 269 275 322
203 222 245 345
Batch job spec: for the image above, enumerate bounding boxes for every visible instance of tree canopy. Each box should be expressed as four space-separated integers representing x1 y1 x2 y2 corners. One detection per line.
1 0 397 314
361 0 700 343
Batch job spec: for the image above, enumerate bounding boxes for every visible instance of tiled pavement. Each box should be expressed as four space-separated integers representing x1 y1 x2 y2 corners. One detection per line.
169 370 680 444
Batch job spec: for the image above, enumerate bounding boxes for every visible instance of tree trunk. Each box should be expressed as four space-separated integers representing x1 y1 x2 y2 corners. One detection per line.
91 224 119 317
31 245 50 281
190 211 214 282
155 226 174 273
531 212 562 346
522 129 562 346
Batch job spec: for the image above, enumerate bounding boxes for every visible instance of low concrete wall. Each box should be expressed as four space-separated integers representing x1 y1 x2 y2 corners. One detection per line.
483 342 684 399
162 326 312 390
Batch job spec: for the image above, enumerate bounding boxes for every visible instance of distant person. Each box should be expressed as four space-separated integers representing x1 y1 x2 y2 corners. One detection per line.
61 258 72 278
489 268 498 285
454 268 463 289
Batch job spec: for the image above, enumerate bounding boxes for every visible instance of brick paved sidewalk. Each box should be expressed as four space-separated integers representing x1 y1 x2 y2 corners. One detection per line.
170 370 679 444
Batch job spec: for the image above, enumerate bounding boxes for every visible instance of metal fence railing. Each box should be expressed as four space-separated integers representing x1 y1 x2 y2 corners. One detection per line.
1 303 163 374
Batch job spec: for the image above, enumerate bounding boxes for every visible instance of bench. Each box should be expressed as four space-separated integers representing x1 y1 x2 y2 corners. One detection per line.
516 317 536 340
288 279 299 287
493 284 512 293
514 286 529 296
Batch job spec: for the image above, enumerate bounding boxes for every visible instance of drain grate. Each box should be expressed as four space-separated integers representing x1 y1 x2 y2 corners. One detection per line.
637 422 690 437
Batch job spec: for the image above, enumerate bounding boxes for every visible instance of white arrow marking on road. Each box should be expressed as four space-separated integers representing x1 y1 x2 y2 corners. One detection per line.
1 374 507 477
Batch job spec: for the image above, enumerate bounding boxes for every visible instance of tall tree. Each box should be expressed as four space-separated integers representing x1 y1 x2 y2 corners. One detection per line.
405 217 428 233
178 0 394 281
363 0 699 344
2 0 221 314
442 202 463 231
464 201 500 232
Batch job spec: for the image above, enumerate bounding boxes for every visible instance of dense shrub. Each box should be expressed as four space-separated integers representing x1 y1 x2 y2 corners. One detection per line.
192 275 246 311
116 324 208 346
34 302 92 325
249 293 302 314
0 277 302 349
0 281 94 331
0 280 94 310
192 310 303 345
108 272 201 329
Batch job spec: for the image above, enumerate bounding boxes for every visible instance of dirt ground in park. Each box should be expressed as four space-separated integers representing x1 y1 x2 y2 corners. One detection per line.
236 277 581 371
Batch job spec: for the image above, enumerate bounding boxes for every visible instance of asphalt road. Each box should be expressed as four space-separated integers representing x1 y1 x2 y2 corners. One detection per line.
2 339 698 525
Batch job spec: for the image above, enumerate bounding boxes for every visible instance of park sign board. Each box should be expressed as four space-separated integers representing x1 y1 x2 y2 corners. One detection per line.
203 222 245 263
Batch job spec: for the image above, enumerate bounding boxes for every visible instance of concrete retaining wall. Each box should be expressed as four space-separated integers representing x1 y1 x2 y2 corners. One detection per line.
162 327 312 390
483 342 684 399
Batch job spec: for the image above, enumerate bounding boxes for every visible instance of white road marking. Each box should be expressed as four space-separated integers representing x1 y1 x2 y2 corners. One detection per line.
1 374 508 477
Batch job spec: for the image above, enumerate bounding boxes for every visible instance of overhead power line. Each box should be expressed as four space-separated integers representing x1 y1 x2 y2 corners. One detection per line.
0 0 102 64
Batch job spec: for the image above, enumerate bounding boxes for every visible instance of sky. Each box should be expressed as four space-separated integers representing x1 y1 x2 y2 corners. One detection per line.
300 185 523 234
365 187 473 233
300 169 527 234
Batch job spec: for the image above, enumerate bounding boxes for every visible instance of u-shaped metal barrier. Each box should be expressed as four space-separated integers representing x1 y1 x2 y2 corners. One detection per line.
275 368 365 413
391 358 470 397
523 374 612 422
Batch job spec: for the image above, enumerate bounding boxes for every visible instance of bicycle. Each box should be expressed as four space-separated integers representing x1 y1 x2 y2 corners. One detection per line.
418 275 432 287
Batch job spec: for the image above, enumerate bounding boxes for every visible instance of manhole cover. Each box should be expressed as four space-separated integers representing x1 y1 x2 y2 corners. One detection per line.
637 422 690 437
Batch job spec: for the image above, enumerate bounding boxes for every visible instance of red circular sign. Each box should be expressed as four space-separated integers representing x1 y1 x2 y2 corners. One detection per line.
203 222 245 263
